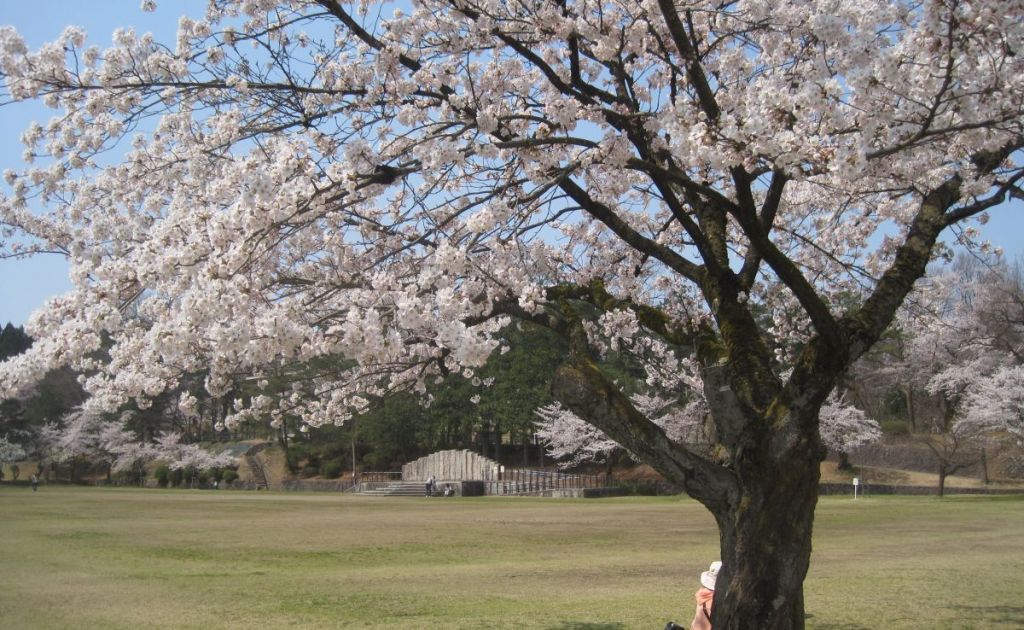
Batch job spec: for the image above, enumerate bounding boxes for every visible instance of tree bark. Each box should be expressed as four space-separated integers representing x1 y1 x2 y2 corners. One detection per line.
712 451 822 629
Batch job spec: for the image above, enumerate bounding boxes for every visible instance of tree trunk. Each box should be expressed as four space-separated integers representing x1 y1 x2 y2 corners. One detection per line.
549 339 833 630
711 452 822 629
938 466 947 498
902 385 916 433
350 418 359 480
837 451 852 470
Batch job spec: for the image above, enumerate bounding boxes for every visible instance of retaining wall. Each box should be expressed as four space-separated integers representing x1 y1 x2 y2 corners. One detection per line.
402 449 501 482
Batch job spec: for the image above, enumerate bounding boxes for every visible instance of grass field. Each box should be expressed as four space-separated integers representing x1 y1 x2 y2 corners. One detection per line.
1 487 1022 629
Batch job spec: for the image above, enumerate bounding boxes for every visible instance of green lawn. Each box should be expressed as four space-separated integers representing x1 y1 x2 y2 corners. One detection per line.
1 487 1022 629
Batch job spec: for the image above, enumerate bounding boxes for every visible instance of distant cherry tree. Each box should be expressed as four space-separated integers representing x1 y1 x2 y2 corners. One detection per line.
535 390 709 469
1 1 1022 627
0 435 27 468
35 405 235 482
960 365 1024 447
818 393 882 469
950 264 1024 451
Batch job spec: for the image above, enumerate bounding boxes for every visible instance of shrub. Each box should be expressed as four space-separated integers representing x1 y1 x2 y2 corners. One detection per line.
116 466 146 486
210 467 224 482
320 459 344 479
170 467 184 488
286 443 317 473
154 465 171 488
222 469 238 484
301 465 319 478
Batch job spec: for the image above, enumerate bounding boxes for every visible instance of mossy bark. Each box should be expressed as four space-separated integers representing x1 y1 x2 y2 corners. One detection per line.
711 429 824 629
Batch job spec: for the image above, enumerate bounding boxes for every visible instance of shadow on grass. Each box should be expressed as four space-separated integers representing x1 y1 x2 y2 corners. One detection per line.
549 623 628 630
947 605 1024 625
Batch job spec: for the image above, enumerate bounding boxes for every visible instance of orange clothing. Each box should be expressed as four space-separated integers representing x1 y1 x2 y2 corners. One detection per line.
690 587 714 630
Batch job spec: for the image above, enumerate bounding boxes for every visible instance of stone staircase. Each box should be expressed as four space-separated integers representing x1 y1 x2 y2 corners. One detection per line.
244 443 271 490
358 481 428 496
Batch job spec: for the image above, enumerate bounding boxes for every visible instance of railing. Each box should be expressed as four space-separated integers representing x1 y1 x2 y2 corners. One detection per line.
486 469 611 495
358 471 403 483
356 468 612 496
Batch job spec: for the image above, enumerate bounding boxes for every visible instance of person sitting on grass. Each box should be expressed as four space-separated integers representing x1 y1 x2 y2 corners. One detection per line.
664 560 720 630
690 560 720 630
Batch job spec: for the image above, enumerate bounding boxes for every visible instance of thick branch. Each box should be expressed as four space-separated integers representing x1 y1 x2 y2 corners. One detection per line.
553 357 737 512
655 0 721 121
738 171 787 289
843 143 1022 360
728 168 841 346
557 177 706 284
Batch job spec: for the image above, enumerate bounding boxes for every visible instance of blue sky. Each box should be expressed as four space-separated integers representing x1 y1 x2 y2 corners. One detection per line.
1 1 204 327
1 1 1022 327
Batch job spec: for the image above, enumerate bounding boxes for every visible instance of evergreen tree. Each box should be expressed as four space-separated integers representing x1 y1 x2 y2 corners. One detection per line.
0 323 31 361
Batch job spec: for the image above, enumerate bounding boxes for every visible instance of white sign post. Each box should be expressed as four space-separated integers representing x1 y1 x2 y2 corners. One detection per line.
852 477 860 500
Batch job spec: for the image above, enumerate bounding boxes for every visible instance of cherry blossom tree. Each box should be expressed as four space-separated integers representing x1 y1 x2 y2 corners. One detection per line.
1 1 1023 627
817 392 882 469
149 432 236 486
0 435 27 468
535 402 623 468
933 262 1024 477
921 266 1021 406
34 405 234 483
960 365 1024 447
895 261 1024 487
53 406 106 481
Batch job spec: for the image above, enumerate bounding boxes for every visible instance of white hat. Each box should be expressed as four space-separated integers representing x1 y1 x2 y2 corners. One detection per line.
701 561 722 590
